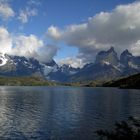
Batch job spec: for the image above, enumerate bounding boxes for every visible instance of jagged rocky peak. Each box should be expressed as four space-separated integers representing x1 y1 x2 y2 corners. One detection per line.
121 49 132 57
62 64 79 70
120 49 140 71
60 64 80 75
120 49 133 65
95 46 119 66
61 64 71 69
108 46 115 53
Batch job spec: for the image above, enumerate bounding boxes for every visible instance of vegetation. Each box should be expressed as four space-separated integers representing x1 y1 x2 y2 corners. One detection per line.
65 72 140 89
62 80 105 87
103 73 140 89
1 72 140 88
96 117 140 140
0 76 56 86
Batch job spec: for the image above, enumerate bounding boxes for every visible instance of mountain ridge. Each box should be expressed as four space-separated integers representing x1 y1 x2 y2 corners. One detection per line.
0 47 140 83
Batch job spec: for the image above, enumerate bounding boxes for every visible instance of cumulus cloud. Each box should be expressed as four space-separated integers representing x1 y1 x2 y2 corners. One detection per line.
37 44 58 63
47 1 140 64
11 35 43 58
18 8 38 23
0 2 14 19
0 27 12 53
48 26 62 40
58 57 86 68
0 27 57 63
131 40 140 56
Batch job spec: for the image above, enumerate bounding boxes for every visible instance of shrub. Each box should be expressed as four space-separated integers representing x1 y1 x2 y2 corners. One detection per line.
96 117 140 140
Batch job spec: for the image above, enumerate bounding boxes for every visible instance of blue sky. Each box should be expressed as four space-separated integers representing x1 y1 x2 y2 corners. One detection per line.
0 0 139 67
5 0 134 32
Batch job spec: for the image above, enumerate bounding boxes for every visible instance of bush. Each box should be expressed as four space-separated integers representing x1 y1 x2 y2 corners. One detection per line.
96 117 140 140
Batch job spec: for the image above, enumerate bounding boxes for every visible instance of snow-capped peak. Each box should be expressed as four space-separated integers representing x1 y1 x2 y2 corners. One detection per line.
0 53 8 66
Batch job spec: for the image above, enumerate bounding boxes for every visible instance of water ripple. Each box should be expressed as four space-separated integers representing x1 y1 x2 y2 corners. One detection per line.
0 87 139 139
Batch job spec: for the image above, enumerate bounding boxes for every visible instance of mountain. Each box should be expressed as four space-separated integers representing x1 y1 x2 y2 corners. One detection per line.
47 64 80 82
120 49 140 76
0 53 79 82
0 47 140 83
103 73 140 89
0 54 43 76
63 47 140 83
68 47 121 82
95 46 119 66
0 53 54 77
120 49 133 66
69 62 121 82
46 47 123 82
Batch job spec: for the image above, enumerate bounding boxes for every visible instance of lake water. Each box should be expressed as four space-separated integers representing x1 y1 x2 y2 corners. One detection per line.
0 86 140 140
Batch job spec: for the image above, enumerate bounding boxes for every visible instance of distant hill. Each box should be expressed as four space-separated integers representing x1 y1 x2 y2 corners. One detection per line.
103 73 140 89
0 76 56 86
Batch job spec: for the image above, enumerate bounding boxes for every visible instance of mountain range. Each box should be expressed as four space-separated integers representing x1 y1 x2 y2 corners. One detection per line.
0 47 140 83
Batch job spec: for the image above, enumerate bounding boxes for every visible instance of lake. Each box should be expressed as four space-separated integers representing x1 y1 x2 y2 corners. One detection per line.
0 86 139 140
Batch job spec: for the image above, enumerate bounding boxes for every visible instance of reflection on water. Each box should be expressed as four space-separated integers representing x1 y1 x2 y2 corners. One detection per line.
0 86 139 139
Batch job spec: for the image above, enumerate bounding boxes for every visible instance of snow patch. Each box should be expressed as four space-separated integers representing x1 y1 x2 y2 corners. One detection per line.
0 54 8 66
128 62 139 69
102 61 110 65
69 71 77 75
43 65 58 75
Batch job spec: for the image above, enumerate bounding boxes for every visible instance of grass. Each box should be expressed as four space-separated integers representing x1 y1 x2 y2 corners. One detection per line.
103 73 140 89
0 76 56 86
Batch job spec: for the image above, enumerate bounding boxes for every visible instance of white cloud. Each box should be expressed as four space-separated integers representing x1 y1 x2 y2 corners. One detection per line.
0 27 12 53
58 57 86 68
27 0 41 6
47 1 140 63
130 40 140 56
18 8 37 23
37 44 58 63
48 26 62 40
0 3 14 19
0 27 57 63
11 35 43 58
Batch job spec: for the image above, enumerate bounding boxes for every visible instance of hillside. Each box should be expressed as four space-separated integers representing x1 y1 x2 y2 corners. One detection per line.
0 76 56 86
103 73 140 89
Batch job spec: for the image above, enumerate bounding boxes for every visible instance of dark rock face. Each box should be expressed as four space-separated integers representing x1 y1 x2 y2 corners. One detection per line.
120 49 140 76
95 47 119 66
120 49 133 66
69 63 122 82
9 56 42 76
